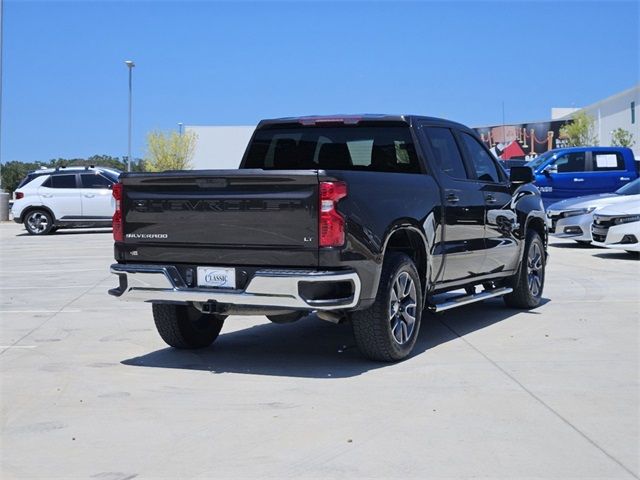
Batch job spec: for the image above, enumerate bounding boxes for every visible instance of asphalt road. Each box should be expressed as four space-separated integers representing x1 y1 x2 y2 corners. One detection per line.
1 222 638 479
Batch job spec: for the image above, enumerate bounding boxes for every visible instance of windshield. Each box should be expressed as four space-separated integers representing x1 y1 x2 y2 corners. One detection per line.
526 151 554 170
616 178 640 195
243 126 421 173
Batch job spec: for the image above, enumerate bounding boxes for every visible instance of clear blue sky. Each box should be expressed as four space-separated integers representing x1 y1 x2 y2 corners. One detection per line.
1 0 638 163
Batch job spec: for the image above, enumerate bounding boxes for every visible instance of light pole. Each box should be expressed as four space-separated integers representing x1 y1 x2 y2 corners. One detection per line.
0 0 5 190
178 122 183 136
125 60 135 172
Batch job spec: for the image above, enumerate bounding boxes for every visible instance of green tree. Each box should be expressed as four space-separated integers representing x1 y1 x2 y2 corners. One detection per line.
0 155 144 194
610 128 635 148
559 111 599 146
1 161 42 193
142 131 197 172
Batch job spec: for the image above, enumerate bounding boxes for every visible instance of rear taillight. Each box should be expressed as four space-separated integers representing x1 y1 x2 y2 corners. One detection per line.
112 183 123 242
15 192 24 200
319 181 347 247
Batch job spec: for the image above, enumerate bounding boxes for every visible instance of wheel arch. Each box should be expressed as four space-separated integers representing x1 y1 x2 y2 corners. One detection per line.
380 223 430 303
19 205 56 224
526 215 547 249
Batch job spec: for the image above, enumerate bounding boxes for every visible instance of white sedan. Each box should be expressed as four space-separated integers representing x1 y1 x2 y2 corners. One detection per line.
546 178 640 244
591 199 640 253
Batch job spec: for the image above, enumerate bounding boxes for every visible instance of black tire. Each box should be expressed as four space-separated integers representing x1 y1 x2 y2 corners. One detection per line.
504 229 545 309
351 252 423 362
152 303 226 349
24 209 54 235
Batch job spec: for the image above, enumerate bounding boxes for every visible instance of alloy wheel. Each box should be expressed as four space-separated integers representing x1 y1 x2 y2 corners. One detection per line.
527 242 543 297
27 212 49 234
389 271 417 345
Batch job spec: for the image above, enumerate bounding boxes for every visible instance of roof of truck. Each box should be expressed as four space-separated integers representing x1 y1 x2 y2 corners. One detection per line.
256 114 470 130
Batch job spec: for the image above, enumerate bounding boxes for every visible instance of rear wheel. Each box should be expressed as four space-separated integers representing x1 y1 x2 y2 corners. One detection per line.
152 304 226 349
504 229 545 309
24 209 53 235
351 252 422 362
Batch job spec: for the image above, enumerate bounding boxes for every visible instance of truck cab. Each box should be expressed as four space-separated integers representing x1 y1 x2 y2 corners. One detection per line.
526 146 638 203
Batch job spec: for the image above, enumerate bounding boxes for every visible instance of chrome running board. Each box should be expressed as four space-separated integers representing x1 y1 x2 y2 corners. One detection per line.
429 287 513 313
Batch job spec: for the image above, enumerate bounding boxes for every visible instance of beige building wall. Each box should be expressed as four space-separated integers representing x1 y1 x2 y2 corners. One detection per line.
186 125 255 170
558 85 639 156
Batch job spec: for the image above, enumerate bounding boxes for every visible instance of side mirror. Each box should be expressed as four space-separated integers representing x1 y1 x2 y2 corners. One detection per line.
542 164 557 176
510 166 534 184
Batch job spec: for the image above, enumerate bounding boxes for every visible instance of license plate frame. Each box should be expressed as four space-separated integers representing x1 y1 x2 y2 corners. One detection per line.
196 267 236 289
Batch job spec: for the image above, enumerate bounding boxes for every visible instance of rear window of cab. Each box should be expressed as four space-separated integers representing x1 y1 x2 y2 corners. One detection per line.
244 126 421 174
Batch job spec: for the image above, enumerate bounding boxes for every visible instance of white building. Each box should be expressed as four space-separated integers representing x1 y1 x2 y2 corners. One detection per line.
554 85 639 155
186 125 255 170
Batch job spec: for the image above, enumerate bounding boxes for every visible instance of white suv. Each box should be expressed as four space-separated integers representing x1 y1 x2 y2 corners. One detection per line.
11 166 120 235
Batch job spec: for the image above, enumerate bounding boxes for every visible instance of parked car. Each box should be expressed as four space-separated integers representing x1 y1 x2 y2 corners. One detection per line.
525 147 638 204
591 199 640 253
109 114 547 362
546 178 640 244
11 166 119 235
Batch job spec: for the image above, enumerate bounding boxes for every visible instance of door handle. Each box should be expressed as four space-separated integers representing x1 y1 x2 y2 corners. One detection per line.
41 194 53 198
573 178 584 182
446 193 460 204
485 194 497 204
620 177 630 181
84 194 95 198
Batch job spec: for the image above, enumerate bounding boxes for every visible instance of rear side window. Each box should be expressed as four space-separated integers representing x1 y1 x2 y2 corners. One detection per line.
81 173 112 188
243 126 421 173
17 172 46 188
592 152 624 171
555 152 587 173
43 174 77 189
424 127 468 180
459 132 502 183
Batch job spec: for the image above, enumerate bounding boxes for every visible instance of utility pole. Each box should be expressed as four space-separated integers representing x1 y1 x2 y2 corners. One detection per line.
501 101 506 145
0 0 5 190
125 60 135 172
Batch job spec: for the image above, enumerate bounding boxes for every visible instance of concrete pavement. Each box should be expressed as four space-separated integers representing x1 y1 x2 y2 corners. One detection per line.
1 223 638 479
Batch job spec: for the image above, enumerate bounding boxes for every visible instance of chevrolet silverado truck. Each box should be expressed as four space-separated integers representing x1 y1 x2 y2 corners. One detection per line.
109 115 547 361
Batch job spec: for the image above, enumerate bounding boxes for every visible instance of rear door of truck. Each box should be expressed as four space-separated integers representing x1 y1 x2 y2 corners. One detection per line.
117 170 319 267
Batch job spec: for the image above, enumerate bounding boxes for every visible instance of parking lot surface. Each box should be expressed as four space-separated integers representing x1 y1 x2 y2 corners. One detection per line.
1 222 638 479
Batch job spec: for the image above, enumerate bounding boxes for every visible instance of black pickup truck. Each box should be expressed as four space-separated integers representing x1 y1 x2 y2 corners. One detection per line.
109 115 547 361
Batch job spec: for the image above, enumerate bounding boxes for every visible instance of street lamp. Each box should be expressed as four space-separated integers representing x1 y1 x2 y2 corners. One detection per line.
125 60 135 172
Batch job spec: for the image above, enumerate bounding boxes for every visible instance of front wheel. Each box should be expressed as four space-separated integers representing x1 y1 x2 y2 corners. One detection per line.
152 304 226 349
351 252 422 362
504 229 545 309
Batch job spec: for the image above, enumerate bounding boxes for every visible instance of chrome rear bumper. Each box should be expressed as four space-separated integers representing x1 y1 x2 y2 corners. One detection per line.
109 264 361 311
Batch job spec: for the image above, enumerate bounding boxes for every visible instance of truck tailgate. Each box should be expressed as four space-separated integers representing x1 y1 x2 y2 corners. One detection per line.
118 170 319 267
